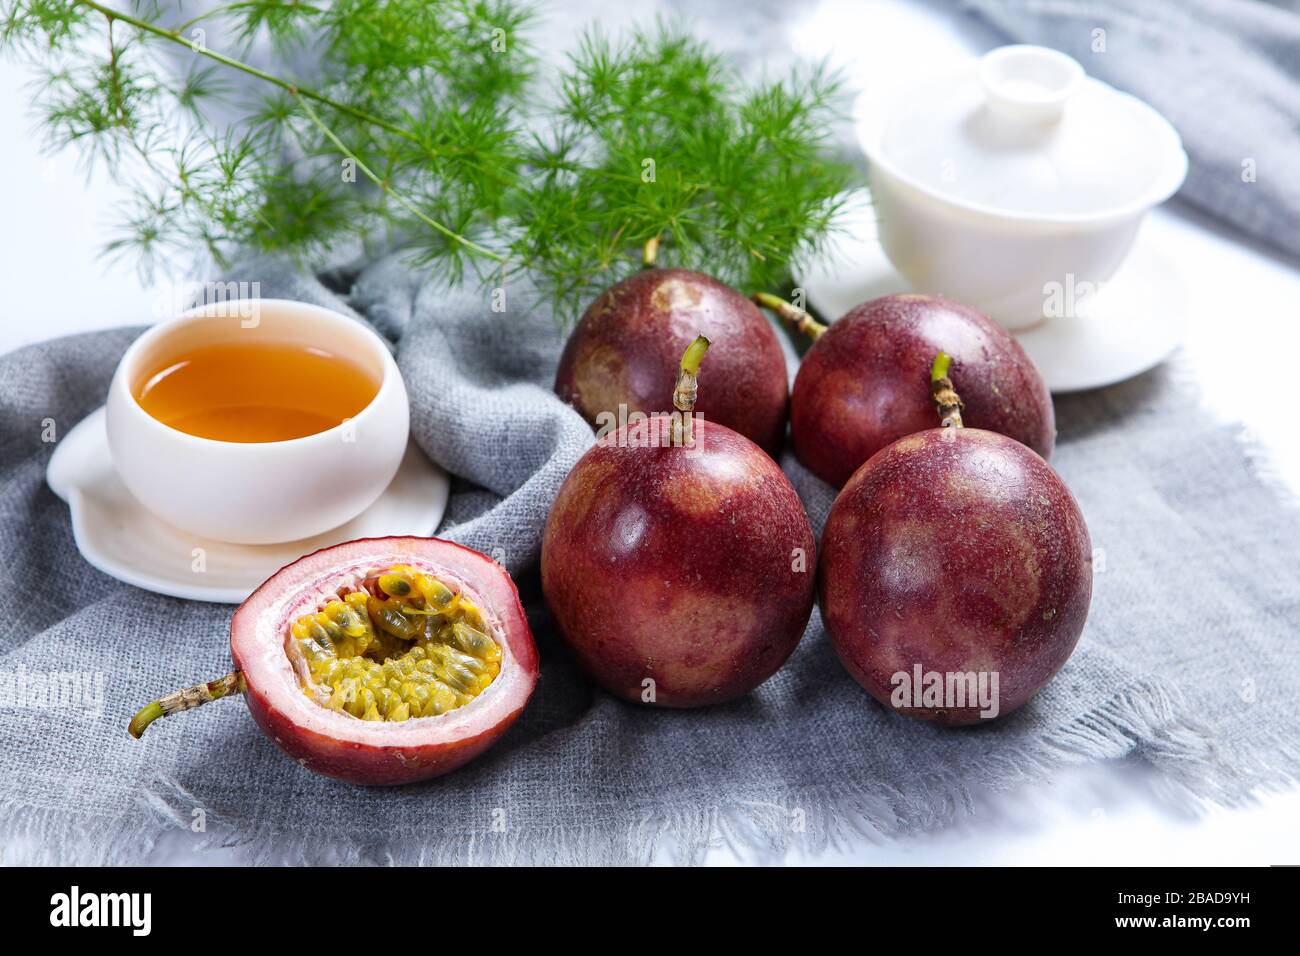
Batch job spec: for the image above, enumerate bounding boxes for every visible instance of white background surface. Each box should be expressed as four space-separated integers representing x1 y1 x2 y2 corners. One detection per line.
1 0 1297 864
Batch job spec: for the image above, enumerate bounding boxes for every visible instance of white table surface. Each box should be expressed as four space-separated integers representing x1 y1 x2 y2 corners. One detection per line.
2 0 1297 865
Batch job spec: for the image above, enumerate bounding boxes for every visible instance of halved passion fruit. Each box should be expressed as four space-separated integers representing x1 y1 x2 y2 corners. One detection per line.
129 537 539 785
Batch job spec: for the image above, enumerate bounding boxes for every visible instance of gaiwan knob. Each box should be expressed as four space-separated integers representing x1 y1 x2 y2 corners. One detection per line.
979 44 1084 124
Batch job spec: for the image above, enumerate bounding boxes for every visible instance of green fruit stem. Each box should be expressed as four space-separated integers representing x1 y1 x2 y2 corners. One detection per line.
672 334 711 444
642 236 661 268
752 292 827 341
128 671 246 739
930 351 964 429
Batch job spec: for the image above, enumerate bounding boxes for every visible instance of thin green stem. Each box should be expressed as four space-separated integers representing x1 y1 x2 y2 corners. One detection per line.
72 1 504 265
642 235 660 268
931 350 952 382
174 1 302 37
105 17 123 124
173 3 243 36
679 334 711 378
126 701 164 739
128 671 246 739
73 1 413 143
294 94 505 262
929 350 964 429
753 292 827 340
672 334 710 445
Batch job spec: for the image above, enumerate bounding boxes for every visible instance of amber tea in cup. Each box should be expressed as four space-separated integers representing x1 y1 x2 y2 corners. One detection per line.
134 341 379 443
108 299 409 544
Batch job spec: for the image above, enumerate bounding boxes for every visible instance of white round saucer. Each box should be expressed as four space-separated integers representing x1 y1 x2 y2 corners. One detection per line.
798 193 1187 393
47 407 450 603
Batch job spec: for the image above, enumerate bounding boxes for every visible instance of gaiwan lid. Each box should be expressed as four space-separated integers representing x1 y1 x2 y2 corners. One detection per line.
865 45 1188 220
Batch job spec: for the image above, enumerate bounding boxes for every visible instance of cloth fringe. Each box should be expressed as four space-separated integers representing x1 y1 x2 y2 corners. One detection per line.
6 675 1295 866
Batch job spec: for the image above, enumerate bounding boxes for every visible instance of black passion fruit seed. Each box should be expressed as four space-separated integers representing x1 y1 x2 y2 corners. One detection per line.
289 565 502 722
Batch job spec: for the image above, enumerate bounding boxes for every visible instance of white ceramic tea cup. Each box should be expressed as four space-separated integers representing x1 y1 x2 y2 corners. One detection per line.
106 298 409 545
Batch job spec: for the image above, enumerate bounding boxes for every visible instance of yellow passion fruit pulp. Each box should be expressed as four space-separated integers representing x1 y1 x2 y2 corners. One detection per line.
128 537 539 785
290 565 502 722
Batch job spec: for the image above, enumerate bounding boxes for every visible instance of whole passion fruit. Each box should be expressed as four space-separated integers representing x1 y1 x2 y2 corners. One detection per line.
543 336 815 707
556 261 789 457
756 292 1055 487
818 354 1091 725
129 537 539 785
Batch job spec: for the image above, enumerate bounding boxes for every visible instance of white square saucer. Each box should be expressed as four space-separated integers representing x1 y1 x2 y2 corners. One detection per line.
46 407 450 604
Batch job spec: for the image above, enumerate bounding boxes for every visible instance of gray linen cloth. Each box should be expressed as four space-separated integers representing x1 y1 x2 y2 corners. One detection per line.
2 0 1299 864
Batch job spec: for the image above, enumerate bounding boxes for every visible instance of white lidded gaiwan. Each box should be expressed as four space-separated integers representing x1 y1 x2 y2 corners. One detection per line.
858 45 1188 330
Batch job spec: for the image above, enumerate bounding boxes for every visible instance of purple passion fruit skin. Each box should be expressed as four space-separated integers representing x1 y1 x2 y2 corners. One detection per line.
542 418 816 707
819 428 1092 725
791 294 1055 487
555 269 789 457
